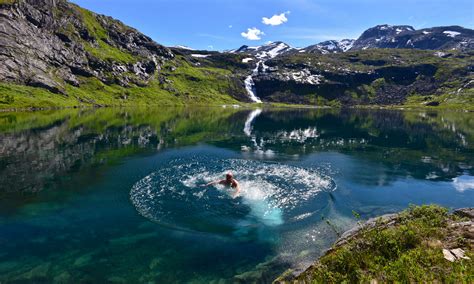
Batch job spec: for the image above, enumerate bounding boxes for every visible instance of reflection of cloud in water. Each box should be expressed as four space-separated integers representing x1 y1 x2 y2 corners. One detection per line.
453 175 474 192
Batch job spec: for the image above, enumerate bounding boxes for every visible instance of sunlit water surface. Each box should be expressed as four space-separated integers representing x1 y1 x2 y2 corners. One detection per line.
0 107 473 283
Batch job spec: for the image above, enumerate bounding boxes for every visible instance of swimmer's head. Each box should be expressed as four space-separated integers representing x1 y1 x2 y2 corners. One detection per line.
226 172 233 181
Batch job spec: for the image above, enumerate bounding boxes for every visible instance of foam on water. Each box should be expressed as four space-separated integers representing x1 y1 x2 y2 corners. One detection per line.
130 157 336 233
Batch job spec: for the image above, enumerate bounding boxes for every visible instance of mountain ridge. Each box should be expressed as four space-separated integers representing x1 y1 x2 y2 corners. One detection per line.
0 0 473 110
223 24 473 58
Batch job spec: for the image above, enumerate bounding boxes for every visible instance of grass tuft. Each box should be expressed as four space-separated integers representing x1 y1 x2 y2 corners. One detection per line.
293 205 473 283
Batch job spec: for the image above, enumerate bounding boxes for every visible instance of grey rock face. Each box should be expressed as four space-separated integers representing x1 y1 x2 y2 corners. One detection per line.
0 0 173 92
454 208 474 219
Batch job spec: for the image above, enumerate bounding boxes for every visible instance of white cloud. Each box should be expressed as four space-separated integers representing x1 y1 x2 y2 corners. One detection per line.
453 175 474 192
262 11 290 26
241 28 265 40
208 45 214 50
228 25 233 28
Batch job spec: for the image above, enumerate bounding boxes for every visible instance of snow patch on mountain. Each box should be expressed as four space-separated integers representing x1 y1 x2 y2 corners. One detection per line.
303 39 356 54
232 41 294 59
443 31 461 38
290 70 323 85
266 42 290 58
191 54 210 58
339 39 355 51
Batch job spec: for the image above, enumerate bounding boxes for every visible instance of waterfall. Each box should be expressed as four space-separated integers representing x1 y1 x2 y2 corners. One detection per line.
244 61 263 103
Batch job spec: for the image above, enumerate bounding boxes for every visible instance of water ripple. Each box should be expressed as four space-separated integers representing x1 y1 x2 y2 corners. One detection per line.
130 157 336 233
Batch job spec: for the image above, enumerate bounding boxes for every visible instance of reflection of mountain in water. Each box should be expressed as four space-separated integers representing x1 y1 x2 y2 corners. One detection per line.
227 109 474 184
0 122 160 193
0 108 243 193
0 108 472 193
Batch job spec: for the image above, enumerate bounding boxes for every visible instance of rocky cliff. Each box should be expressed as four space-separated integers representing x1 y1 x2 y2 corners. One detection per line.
0 0 249 108
0 0 173 93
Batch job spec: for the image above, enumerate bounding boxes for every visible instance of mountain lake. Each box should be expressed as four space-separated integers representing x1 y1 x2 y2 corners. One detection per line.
0 107 473 283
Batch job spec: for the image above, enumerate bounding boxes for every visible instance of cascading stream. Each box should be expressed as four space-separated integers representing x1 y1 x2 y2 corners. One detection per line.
244 61 263 103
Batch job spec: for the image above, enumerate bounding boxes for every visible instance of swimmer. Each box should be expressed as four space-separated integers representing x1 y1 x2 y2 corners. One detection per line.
202 172 241 197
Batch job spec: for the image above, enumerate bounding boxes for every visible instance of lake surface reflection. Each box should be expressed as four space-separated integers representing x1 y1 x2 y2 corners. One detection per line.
0 107 473 283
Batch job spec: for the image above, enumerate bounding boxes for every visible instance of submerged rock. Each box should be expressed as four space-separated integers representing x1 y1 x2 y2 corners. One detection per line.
19 262 52 281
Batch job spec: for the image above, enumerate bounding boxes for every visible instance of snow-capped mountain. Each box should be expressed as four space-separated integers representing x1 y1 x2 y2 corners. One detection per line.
300 39 355 54
351 25 474 51
230 25 473 60
231 41 295 59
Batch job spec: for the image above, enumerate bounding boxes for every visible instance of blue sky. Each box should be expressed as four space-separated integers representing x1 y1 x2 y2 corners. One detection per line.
71 0 474 50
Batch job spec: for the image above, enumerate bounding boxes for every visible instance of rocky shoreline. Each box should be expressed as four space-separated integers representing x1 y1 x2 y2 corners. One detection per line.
275 206 473 283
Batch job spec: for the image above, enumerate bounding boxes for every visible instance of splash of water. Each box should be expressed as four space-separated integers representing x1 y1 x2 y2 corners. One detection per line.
130 158 336 233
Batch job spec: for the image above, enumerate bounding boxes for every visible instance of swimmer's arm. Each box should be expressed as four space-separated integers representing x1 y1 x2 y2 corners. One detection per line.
233 181 241 196
202 179 225 187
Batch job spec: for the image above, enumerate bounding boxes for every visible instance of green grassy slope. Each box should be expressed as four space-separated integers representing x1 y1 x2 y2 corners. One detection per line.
0 56 242 110
0 2 244 110
280 205 473 283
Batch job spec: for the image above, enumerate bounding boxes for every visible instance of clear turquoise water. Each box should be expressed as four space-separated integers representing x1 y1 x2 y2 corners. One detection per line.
0 107 473 283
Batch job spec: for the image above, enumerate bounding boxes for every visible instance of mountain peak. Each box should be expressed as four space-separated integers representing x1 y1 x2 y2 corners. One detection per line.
231 41 293 59
301 39 355 54
359 24 415 40
352 24 474 51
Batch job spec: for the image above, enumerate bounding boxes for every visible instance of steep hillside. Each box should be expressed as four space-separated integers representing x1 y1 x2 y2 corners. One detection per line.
0 0 249 109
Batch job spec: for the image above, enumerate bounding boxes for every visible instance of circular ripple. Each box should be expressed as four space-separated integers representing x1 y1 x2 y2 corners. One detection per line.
130 157 336 233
